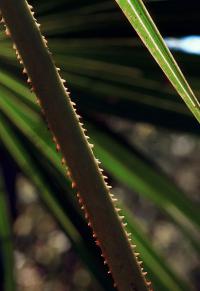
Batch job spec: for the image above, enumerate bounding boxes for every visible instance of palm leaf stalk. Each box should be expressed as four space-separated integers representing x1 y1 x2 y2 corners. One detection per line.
0 0 150 290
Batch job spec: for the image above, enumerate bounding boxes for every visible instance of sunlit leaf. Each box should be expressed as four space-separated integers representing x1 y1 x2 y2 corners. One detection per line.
115 0 200 123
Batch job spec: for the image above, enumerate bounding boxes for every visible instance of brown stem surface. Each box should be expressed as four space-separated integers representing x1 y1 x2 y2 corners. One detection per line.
0 1 150 290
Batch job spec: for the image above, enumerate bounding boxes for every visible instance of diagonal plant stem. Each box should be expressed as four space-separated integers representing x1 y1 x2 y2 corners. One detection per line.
114 0 200 124
0 1 150 290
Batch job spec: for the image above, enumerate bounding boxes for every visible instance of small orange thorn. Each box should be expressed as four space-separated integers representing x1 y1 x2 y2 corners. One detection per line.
61 78 66 83
37 99 42 108
78 198 83 204
146 281 152 287
71 181 76 189
5 27 11 36
30 86 35 92
143 272 148 276
56 143 60 152
112 198 118 202
89 143 94 149
42 36 48 45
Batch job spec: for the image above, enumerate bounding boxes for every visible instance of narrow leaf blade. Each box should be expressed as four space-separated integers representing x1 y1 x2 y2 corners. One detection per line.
115 0 200 123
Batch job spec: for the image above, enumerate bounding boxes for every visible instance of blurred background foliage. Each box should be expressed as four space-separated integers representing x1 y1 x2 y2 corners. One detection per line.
0 0 200 290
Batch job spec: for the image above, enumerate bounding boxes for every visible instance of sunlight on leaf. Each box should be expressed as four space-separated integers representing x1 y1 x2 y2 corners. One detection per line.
115 0 200 123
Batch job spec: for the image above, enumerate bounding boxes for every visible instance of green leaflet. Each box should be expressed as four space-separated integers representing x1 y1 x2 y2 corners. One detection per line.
0 172 15 291
115 0 200 123
0 68 198 135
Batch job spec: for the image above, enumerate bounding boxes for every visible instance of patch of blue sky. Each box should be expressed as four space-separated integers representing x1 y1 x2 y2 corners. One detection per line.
165 35 200 55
